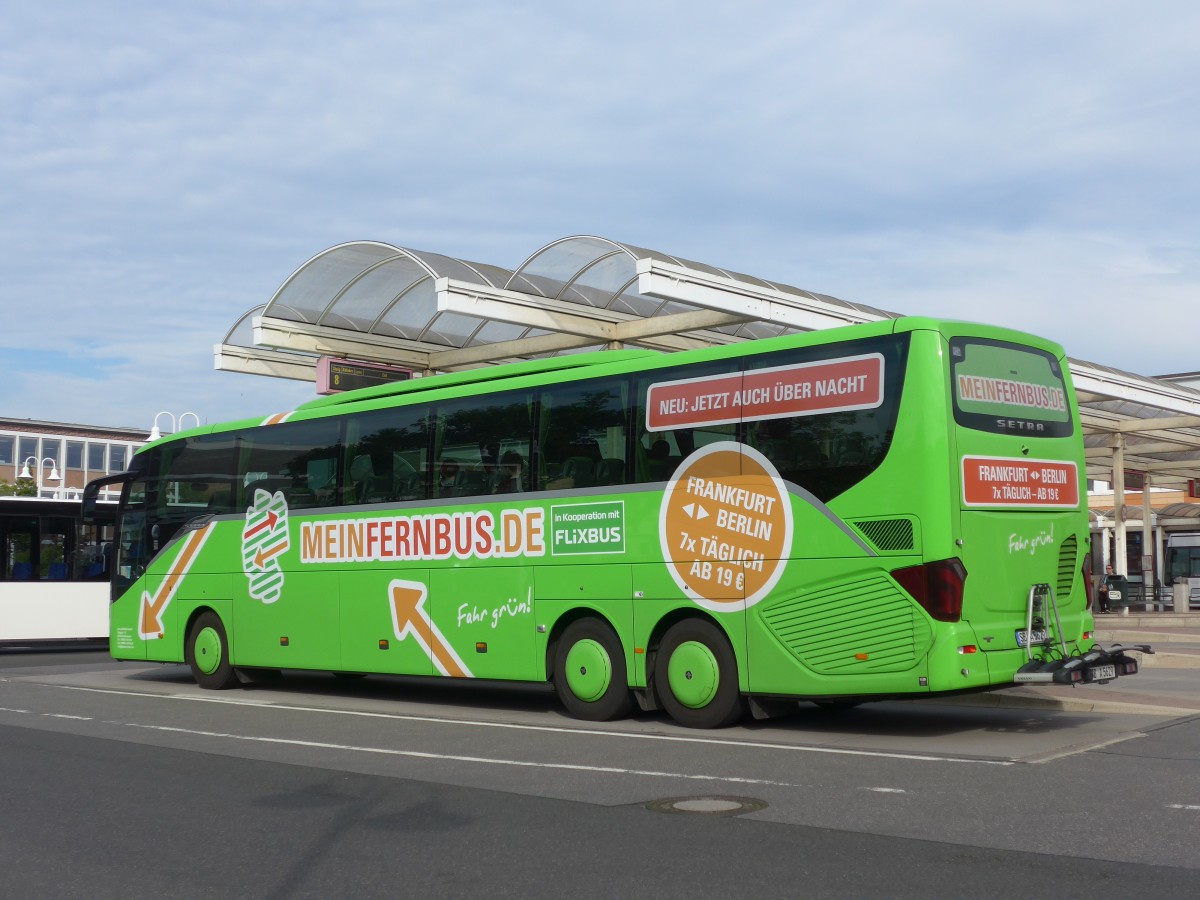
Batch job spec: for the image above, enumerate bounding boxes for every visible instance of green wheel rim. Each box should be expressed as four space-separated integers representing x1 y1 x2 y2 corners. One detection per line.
667 640 720 709
564 638 612 703
193 626 223 676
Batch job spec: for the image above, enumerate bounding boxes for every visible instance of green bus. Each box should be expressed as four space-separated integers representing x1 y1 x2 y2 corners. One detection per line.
85 317 1142 727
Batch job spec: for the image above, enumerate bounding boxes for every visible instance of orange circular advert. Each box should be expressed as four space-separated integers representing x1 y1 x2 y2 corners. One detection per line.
659 441 793 612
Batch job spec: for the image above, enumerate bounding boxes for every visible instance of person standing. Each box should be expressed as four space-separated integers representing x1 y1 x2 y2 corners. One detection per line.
1098 564 1115 614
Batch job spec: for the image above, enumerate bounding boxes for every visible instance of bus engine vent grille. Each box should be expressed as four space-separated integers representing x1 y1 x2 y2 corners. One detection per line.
852 518 915 553
1057 533 1078 598
759 573 933 674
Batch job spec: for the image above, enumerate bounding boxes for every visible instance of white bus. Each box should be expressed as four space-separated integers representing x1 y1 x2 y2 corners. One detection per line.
0 497 111 643
1165 532 1200 611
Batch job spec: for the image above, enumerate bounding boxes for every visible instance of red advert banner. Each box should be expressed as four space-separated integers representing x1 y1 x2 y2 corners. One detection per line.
646 354 884 431
961 456 1079 509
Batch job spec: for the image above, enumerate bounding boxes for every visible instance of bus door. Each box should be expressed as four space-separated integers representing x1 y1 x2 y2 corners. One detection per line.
2 513 37 582
948 332 1086 653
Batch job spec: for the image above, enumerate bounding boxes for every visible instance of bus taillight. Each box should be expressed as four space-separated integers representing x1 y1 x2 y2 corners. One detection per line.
891 558 968 622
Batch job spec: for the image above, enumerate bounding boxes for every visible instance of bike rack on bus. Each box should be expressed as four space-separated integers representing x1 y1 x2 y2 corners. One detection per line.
1024 582 1067 662
1014 581 1154 685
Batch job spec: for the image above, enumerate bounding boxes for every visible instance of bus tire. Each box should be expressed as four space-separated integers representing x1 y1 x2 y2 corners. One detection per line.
186 611 239 690
553 618 634 721
654 619 745 729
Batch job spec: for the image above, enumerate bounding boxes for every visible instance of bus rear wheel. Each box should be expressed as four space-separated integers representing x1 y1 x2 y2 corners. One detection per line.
186 611 239 690
654 619 745 729
553 618 633 721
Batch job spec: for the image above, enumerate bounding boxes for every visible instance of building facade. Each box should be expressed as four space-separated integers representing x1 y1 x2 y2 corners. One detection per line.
0 418 146 501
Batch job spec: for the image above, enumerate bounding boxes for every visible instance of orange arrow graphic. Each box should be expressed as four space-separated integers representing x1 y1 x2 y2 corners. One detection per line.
388 580 472 678
140 525 214 638
244 510 279 539
253 540 287 568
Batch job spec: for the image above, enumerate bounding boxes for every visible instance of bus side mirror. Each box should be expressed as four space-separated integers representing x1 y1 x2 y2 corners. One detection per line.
82 473 129 525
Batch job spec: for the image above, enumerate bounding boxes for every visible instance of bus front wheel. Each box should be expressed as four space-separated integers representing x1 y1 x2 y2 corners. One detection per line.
186 611 239 690
654 619 745 729
553 618 634 721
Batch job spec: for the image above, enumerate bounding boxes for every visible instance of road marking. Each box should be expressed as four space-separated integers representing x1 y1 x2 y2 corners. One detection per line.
863 787 907 793
1165 803 1200 811
55 683 1013 765
1021 732 1147 764
125 722 807 787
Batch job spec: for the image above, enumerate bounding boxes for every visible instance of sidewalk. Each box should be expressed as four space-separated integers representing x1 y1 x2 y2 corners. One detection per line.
940 612 1200 716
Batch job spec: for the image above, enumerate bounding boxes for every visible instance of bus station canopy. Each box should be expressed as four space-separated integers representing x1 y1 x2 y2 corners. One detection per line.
215 234 1200 490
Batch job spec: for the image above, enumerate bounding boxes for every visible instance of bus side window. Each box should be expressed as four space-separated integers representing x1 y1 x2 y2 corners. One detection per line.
635 360 736 483
348 455 390 504
537 376 629 491
742 335 908 502
436 391 533 496
343 402 433 506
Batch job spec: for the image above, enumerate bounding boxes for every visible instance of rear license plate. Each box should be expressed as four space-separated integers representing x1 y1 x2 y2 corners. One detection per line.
1015 628 1049 647
1087 664 1117 682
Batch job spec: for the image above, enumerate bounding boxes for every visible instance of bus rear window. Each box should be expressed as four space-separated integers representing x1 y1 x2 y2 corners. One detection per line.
950 338 1072 437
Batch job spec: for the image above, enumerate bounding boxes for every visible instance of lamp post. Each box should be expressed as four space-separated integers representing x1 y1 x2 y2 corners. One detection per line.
17 456 61 498
147 411 200 442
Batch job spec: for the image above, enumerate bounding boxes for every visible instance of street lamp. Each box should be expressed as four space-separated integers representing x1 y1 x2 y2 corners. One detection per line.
147 411 200 442
17 456 61 497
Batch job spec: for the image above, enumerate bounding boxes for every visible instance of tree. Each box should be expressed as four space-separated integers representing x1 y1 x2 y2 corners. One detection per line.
0 478 37 497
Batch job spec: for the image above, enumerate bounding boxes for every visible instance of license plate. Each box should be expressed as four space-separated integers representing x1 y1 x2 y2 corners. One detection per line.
1016 628 1049 647
1087 664 1117 682
1107 589 1122 601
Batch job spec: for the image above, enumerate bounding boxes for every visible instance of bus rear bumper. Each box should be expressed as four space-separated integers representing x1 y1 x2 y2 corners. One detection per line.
1014 644 1152 685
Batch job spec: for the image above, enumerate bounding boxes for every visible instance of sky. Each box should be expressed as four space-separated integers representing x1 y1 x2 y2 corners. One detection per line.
3 1 1198 432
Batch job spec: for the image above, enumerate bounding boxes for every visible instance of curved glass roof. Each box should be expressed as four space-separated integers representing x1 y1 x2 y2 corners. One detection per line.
509 234 892 341
216 232 1200 489
257 235 899 358
264 241 533 350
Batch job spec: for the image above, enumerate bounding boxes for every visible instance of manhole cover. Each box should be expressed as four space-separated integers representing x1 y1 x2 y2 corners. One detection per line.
644 796 768 816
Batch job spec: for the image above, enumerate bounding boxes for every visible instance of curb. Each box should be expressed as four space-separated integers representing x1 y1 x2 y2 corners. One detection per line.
1096 630 1200 644
1134 651 1200 669
929 691 1200 716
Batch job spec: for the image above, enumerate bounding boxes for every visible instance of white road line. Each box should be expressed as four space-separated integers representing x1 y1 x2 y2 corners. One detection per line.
1165 803 1200 811
125 722 807 787
55 683 1013 765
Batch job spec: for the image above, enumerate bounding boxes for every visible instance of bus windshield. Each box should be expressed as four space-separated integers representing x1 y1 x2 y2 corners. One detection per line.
1168 543 1200 582
950 337 1072 438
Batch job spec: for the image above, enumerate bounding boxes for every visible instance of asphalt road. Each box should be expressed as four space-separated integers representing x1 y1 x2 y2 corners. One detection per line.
1 648 1198 898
